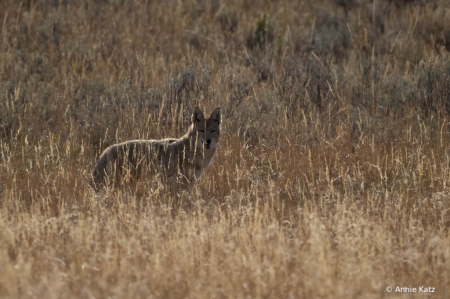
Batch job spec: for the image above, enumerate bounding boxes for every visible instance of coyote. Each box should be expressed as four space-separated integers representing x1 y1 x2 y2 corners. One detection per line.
91 107 221 191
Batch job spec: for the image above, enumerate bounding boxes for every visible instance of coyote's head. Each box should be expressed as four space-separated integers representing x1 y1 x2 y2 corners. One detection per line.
192 107 221 151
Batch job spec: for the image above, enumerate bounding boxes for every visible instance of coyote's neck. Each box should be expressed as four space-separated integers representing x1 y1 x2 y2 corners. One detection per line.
177 124 196 152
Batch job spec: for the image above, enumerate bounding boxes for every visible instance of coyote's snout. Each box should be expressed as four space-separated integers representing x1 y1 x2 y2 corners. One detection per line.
91 107 221 191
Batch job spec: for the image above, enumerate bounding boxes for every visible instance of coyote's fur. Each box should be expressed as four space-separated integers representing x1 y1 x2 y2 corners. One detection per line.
91 107 221 191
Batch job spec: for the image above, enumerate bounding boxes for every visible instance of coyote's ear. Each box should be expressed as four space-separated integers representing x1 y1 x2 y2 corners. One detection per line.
210 108 221 124
192 107 204 124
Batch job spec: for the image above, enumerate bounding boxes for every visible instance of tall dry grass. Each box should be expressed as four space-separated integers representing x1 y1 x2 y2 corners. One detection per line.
0 0 450 298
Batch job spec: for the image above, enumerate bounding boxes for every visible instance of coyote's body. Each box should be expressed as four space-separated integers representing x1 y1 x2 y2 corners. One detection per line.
91 107 221 190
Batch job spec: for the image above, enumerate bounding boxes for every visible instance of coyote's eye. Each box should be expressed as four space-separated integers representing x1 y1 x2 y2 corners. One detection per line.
198 130 205 133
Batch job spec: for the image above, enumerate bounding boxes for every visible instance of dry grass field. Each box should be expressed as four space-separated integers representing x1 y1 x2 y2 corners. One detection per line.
1 0 450 298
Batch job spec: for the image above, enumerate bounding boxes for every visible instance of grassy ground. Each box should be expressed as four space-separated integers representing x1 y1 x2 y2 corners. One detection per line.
1 0 450 298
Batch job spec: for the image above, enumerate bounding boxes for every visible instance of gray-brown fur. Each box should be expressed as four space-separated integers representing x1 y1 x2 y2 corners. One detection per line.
91 107 221 191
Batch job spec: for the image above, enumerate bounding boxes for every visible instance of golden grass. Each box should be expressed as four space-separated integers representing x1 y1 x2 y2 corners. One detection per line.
1 0 450 298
